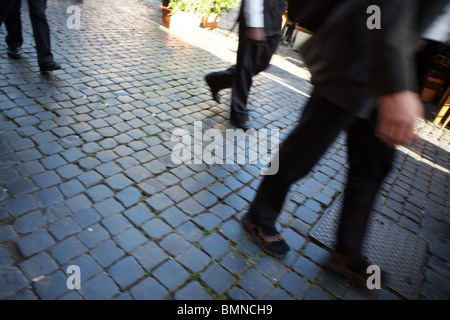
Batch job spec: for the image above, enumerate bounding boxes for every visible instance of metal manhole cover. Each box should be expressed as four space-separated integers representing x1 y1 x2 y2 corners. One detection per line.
309 195 428 300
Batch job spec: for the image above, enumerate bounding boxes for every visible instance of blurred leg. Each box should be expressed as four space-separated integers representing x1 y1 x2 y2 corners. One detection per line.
206 66 235 92
27 0 53 64
4 0 23 50
248 91 356 234
0 0 16 28
230 25 254 121
230 31 280 122
336 111 395 256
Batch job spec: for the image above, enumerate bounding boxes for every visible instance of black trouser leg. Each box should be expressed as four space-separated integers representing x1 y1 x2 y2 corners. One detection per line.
0 0 16 28
335 111 395 256
230 25 280 121
206 24 280 121
248 90 356 234
206 66 235 91
27 0 53 64
4 0 23 50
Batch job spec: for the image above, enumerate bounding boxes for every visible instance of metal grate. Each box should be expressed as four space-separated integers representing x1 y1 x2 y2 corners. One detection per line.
309 195 428 300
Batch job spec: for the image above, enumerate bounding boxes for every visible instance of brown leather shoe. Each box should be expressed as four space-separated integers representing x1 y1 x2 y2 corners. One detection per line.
241 214 290 259
326 250 371 281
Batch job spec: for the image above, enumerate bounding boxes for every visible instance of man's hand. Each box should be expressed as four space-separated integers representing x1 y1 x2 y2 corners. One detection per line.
376 90 424 147
246 27 266 45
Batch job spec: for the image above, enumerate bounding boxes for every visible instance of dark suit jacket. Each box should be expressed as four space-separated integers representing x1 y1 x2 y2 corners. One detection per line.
300 0 448 118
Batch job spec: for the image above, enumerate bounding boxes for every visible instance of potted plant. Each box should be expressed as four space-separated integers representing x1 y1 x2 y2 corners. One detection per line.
161 0 203 29
161 0 239 30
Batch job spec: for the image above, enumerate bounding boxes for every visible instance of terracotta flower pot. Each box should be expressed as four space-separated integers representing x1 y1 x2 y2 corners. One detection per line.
161 6 171 28
201 13 221 30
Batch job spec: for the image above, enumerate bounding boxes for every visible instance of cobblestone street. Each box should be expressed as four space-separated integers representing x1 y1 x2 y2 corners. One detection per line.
0 0 449 300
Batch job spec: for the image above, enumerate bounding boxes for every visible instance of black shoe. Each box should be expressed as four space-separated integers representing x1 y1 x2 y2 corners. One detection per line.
230 118 252 130
241 213 290 259
39 61 62 72
205 74 220 103
7 47 21 59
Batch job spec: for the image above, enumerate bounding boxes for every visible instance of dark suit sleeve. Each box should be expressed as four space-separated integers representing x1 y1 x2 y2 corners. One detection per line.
361 0 420 96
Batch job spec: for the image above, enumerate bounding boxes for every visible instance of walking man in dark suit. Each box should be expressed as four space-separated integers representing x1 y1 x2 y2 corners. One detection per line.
205 0 286 130
242 0 448 280
4 0 61 72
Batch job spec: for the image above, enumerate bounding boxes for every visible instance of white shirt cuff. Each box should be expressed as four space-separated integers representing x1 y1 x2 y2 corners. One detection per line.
244 0 265 28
